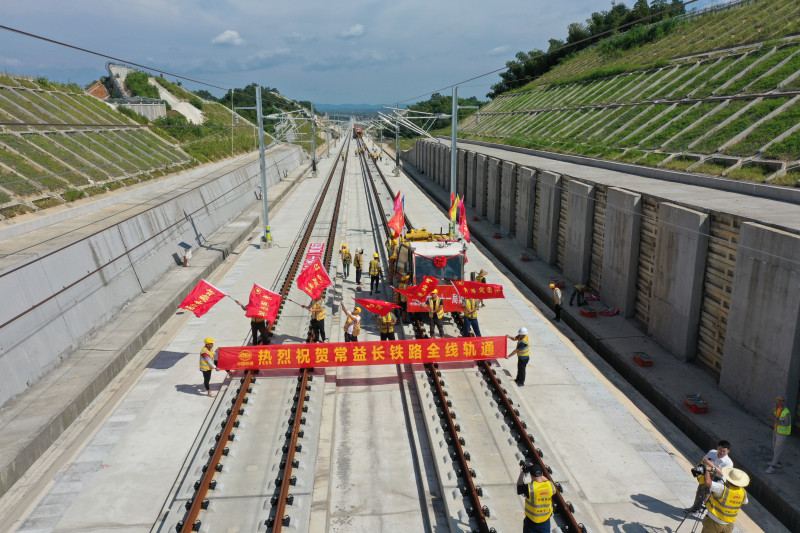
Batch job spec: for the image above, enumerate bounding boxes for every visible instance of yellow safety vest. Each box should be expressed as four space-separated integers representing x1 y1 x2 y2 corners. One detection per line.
463 299 478 319
428 297 444 319
342 250 351 264
354 253 362 269
516 335 530 358
554 288 564 305
250 316 266 323
199 347 215 371
380 314 395 333
707 485 746 524
369 259 380 276
775 407 792 435
524 480 554 523
397 281 408 303
345 316 361 336
475 275 485 284
311 301 326 320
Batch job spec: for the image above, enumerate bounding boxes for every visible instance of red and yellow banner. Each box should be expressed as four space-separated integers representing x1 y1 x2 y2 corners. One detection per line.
245 283 281 322
297 256 332 299
406 284 462 313
178 279 226 317
388 206 404 238
458 198 470 243
453 280 505 299
354 297 400 316
217 336 506 370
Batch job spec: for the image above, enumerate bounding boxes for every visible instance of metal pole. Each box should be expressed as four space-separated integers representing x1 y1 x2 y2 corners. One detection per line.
326 123 330 157
255 86 271 247
311 102 317 174
395 102 400 166
449 86 458 238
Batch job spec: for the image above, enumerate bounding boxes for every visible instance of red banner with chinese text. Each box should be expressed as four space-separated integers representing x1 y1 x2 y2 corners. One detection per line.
217 336 506 370
452 280 505 299
458 199 470 243
245 283 281 322
388 206 404 238
178 279 226 317
297 256 332 299
354 298 400 316
406 284 462 313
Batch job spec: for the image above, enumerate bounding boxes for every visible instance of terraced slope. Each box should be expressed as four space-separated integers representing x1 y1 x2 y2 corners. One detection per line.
0 74 258 220
460 0 800 186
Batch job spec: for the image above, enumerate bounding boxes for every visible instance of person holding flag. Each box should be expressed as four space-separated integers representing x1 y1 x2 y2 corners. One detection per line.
240 302 269 345
340 302 362 342
199 338 221 397
302 296 327 342
377 312 397 341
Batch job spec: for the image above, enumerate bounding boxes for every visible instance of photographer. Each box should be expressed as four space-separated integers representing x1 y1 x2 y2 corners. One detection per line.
701 465 749 532
516 462 555 533
687 440 733 513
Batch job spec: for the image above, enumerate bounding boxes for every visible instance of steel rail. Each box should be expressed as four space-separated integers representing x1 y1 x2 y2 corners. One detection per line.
270 134 352 532
179 136 350 533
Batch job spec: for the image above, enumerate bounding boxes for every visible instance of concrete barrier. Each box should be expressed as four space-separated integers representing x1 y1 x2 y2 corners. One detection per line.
514 167 537 249
500 161 517 235
648 203 709 361
475 154 488 216
486 157 502 224
457 149 468 200
601 188 642 318
0 147 304 408
537 171 561 265
564 180 595 284
721 222 800 416
467 152 478 208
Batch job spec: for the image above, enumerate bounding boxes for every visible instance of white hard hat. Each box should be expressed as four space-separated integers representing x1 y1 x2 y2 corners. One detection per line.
518 327 527 336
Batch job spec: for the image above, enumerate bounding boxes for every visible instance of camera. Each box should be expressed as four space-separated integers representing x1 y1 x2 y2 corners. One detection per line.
520 460 542 477
690 463 723 482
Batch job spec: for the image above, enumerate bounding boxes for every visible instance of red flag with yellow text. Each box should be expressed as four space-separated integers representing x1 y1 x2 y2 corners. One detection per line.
354 297 400 316
245 283 281 322
458 199 471 243
388 206 404 238
296 257 332 299
178 279 226 317
453 280 504 299
392 275 439 301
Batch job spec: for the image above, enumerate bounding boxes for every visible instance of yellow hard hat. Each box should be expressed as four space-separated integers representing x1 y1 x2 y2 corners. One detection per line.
342 242 347 248
204 337 214 345
401 274 410 280
432 289 438 294
354 307 362 314
373 253 379 258
549 283 555 289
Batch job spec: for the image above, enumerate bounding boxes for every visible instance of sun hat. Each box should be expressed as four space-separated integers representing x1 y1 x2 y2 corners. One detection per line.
721 467 750 487
478 269 488 277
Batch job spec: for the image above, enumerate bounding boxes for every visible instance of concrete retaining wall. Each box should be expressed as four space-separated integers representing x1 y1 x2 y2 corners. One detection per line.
537 171 561 266
514 167 536 249
0 148 303 407
486 158 502 225
500 161 517 235
564 180 595 284
601 188 642 318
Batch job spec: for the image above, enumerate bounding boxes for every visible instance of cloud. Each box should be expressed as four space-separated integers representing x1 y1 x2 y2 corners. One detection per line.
212 30 244 46
488 45 511 56
240 47 292 70
0 57 23 67
337 24 366 39
304 49 389 72
285 32 316 44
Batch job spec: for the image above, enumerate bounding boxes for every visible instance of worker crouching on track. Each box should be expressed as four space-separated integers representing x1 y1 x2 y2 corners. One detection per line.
428 289 445 338
378 312 397 340
701 466 749 532
303 296 327 342
506 328 530 386
369 253 382 295
461 296 482 337
341 303 361 342
517 462 555 533
199 338 221 397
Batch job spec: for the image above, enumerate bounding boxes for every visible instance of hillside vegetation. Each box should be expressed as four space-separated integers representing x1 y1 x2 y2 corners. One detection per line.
458 0 800 186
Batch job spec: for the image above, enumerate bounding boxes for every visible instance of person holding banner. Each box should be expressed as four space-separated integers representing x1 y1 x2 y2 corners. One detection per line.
506 327 530 386
303 296 327 342
377 312 397 341
240 303 269 345
341 302 362 342
475 269 488 307
199 338 221 397
428 289 445 339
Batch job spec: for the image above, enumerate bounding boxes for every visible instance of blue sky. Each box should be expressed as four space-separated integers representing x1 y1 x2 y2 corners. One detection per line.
1 0 719 106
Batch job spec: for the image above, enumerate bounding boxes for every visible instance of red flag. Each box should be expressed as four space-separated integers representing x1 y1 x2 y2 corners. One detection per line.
393 275 439 301
453 280 504 299
245 283 281 322
458 200 471 243
354 298 400 316
296 257 332 299
393 190 402 212
449 194 459 222
178 279 226 317
388 206 404 238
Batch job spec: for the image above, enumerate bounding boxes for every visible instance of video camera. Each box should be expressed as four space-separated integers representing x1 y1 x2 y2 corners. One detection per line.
520 460 543 477
690 463 723 482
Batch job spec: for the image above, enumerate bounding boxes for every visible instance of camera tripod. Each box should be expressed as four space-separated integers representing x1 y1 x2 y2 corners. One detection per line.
675 502 705 533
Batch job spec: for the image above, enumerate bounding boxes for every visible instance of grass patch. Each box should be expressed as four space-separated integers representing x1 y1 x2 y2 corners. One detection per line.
0 204 33 218
56 133 121 177
24 134 94 184
690 161 729 175
63 188 85 202
125 71 160 99
85 185 110 197
33 197 62 209
726 164 774 181
0 190 10 203
748 51 800 93
762 129 800 160
607 104 668 146
640 102 720 149
664 100 748 152
693 49 769 98
693 97 789 154
639 152 669 167
618 149 646 162
627 105 686 146
661 156 697 171
0 75 20 86
721 45 798 95
724 101 800 157
672 56 739 98
771 169 800 187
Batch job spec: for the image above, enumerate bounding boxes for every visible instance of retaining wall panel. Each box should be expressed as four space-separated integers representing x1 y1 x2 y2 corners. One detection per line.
486 158 502 224
515 167 536 249
466 152 477 208
475 154 488 216
600 187 642 317
500 161 517 235
564 180 595 284
537 171 561 265
589 185 607 294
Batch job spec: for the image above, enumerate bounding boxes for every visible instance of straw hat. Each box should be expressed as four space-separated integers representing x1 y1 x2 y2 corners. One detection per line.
478 269 488 277
721 467 750 487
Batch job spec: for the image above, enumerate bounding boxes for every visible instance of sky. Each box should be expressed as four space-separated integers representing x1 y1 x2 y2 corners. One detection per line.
0 0 720 106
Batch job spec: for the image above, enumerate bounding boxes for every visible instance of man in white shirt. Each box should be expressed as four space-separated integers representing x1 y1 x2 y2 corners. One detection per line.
687 440 733 513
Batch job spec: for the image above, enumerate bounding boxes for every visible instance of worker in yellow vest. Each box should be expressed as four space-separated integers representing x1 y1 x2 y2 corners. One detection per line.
239 303 269 345
369 253 382 295
461 297 481 337
549 283 563 322
354 248 364 289
199 337 220 397
516 462 555 533
569 283 587 306
377 312 397 341
340 243 351 279
766 395 792 473
303 296 326 342
701 465 749 532
341 302 361 342
506 327 530 386
427 289 445 338
475 269 488 307
396 273 410 322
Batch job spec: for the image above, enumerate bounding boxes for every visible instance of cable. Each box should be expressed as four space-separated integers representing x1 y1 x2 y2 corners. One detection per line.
394 0 701 105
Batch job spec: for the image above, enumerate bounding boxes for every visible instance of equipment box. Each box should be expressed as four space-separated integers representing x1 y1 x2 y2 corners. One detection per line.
685 394 708 414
